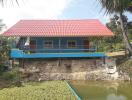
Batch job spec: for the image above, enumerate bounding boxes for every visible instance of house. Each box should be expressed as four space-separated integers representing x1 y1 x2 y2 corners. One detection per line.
2 19 114 80
2 19 113 68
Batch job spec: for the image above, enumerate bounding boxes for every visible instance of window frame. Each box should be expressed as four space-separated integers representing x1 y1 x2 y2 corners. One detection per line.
44 40 53 49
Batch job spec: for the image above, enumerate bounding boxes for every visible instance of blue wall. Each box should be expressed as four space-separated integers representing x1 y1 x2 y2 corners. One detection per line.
18 37 96 53
20 37 95 52
32 37 84 49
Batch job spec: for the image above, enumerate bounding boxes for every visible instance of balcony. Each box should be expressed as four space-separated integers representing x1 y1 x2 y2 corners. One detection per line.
11 47 106 58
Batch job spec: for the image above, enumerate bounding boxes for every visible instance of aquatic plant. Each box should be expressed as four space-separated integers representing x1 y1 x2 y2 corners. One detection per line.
0 81 76 100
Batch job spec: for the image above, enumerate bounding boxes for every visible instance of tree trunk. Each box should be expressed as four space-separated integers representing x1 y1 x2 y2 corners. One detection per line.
119 13 132 55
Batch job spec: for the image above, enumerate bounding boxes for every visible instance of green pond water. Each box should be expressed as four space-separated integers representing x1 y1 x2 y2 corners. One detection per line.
70 81 132 100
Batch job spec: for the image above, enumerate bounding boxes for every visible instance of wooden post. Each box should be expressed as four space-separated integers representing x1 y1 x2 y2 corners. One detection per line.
19 58 22 67
9 59 13 69
22 58 24 68
19 58 24 68
58 38 61 65
103 57 106 64
12 58 15 68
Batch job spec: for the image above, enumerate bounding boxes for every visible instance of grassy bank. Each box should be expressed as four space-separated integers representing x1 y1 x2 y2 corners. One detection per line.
0 81 76 100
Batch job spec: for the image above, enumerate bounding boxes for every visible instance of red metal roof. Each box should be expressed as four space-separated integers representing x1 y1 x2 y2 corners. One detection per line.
2 19 113 37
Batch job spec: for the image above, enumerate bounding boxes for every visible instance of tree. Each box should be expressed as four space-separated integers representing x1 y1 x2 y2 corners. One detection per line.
0 38 10 64
105 15 132 51
106 17 123 50
0 20 8 64
98 0 132 55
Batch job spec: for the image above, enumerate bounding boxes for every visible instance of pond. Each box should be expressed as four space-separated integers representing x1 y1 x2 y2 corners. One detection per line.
70 81 132 100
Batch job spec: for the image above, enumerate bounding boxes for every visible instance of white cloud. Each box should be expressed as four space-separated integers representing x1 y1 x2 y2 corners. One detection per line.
0 0 72 28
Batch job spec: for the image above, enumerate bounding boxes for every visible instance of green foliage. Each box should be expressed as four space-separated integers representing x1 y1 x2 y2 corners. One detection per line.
119 59 132 70
0 20 9 65
114 43 124 50
0 64 5 72
128 22 132 40
1 70 17 81
0 81 75 100
118 59 132 80
98 0 132 14
0 37 16 69
99 0 132 54
0 37 10 64
99 15 132 52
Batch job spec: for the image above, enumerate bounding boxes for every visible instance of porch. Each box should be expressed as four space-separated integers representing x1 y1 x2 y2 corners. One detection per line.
10 37 106 58
11 37 106 58
11 49 106 58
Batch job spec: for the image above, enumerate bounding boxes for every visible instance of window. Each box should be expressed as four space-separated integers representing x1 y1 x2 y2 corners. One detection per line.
67 40 76 48
44 40 53 48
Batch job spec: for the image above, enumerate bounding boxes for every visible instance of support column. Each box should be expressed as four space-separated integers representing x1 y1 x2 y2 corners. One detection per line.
12 58 15 68
58 38 61 66
22 58 24 68
19 58 24 68
103 57 106 64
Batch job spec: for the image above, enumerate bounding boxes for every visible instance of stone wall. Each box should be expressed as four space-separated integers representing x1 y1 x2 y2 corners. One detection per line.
19 58 118 81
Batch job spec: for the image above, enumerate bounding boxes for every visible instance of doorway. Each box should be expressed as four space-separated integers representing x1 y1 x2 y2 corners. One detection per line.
83 40 89 52
30 40 36 53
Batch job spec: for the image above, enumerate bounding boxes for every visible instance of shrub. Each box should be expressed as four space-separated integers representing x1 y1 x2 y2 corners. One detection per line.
0 64 5 72
1 70 17 80
118 59 132 81
0 64 9 73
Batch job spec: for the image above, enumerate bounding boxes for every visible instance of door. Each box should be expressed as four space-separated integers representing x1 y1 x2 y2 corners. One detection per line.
30 40 36 53
83 40 89 52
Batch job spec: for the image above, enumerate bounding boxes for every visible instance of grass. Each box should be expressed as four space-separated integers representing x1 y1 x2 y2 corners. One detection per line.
0 81 76 100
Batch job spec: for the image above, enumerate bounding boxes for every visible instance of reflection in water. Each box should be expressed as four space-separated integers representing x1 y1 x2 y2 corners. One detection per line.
107 93 127 100
70 81 132 100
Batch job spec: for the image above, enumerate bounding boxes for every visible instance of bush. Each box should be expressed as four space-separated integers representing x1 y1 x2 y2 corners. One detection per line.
1 70 17 80
0 64 5 72
0 64 9 72
118 59 132 81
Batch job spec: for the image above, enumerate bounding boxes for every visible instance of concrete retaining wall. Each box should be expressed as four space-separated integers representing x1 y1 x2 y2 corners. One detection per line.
19 58 118 81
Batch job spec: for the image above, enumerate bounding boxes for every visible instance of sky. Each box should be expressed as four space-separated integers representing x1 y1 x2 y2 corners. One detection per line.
0 0 132 29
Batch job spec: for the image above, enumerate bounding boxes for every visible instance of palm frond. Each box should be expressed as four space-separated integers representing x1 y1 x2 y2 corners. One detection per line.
98 0 132 14
128 2 132 12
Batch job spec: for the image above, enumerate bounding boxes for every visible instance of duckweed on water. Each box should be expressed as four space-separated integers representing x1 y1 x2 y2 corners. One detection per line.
0 81 76 100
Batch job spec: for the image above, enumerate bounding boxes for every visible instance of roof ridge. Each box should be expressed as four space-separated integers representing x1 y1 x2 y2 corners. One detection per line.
20 19 99 21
